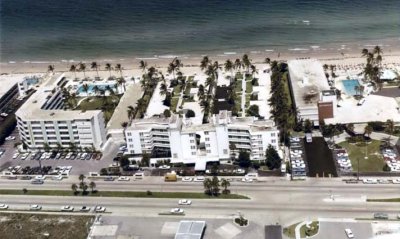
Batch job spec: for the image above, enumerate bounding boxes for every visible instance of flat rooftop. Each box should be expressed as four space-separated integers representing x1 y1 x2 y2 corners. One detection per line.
0 74 20 99
175 221 206 239
16 73 101 120
288 59 330 109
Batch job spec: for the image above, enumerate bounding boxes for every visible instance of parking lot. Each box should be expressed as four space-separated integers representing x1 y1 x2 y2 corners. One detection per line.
313 221 373 239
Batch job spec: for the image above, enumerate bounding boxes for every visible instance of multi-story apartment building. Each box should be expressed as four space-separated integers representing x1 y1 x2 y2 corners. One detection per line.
125 110 279 166
15 73 107 151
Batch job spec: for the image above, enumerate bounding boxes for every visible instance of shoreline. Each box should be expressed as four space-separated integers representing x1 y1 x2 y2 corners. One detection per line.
1 47 400 75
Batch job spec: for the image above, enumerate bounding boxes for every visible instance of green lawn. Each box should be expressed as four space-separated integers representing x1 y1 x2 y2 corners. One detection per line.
245 94 251 108
235 94 242 112
283 223 299 238
235 72 243 79
235 80 242 92
367 198 400 202
173 85 182 95
76 96 121 122
283 221 319 239
338 140 386 172
245 79 253 93
0 189 248 199
170 97 179 112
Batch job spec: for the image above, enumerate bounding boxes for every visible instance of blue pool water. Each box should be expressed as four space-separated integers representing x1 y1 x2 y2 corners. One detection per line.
77 84 116 94
342 80 360 95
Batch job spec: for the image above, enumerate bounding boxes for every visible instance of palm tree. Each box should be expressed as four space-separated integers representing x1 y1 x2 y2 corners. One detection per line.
168 61 177 80
139 60 147 72
71 183 78 194
220 178 230 194
82 83 90 95
234 58 242 73
48 65 55 73
373 46 383 56
361 48 369 57
92 85 100 95
224 59 234 78
200 56 210 70
121 121 128 128
116 77 126 92
91 62 100 78
80 182 88 194
203 178 212 195
250 65 257 80
364 125 373 138
197 84 205 100
265 58 271 64
89 181 96 193
79 174 85 183
105 63 113 78
159 80 168 96
385 119 394 143
242 54 251 73
115 63 123 78
78 62 87 79
323 64 329 72
127 105 135 121
69 65 77 79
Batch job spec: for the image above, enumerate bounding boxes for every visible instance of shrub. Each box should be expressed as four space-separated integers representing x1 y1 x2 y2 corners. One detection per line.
146 190 153 196
185 109 195 118
368 121 385 131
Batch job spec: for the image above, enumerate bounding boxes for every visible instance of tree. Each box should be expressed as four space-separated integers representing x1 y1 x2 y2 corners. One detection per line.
48 65 55 73
127 105 135 121
224 59 234 78
43 143 51 152
89 181 96 193
69 64 77 79
347 123 355 132
80 182 88 194
220 179 230 194
200 56 210 70
121 122 128 128
22 188 28 194
203 178 212 195
211 176 220 196
265 145 281 170
105 63 113 78
364 125 373 137
116 77 126 92
385 119 394 143
185 109 195 118
247 104 259 117
238 151 251 168
139 60 147 72
303 119 313 133
265 58 271 64
71 183 78 194
91 62 100 78
78 62 86 78
141 153 150 167
79 174 85 183
242 54 251 73
163 109 171 118
82 83 90 95
234 58 242 73
115 63 123 78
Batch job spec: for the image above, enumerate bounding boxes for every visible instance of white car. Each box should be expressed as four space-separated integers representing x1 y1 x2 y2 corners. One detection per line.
94 206 106 213
242 177 254 183
12 153 19 159
5 136 15 141
52 175 63 181
345 228 354 238
182 177 192 182
35 175 47 180
194 176 205 182
0 204 9 209
30 204 42 210
363 179 378 184
392 179 400 184
178 199 192 205
61 205 74 212
159 165 171 169
118 176 130 181
170 208 184 214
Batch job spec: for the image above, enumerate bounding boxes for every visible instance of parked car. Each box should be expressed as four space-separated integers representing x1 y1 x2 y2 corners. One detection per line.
345 228 354 238
392 179 400 184
5 136 16 141
0 204 9 209
194 176 205 182
178 199 192 205
118 176 130 181
363 178 378 184
94 206 106 213
30 204 42 210
31 179 44 184
182 177 192 182
61 205 74 212
374 213 389 220
170 208 184 214
80 206 91 212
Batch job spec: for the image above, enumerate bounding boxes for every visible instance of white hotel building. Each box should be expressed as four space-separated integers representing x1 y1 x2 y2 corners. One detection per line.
125 110 279 167
15 73 107 151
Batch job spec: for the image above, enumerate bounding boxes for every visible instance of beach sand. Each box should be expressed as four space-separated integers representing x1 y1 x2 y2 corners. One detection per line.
1 48 400 76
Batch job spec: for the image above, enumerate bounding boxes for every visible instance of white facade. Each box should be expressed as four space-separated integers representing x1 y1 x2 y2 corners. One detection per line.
15 73 107 151
125 111 279 163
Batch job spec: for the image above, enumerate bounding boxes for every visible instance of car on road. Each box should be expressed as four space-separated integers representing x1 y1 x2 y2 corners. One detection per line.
52 175 63 181
345 228 354 238
194 176 205 182
378 179 390 184
12 153 19 159
374 213 389 220
392 179 400 184
31 179 44 184
61 205 74 212
104 176 115 181
362 178 378 184
117 176 130 181
35 175 47 180
242 177 254 183
0 204 9 209
5 136 16 141
182 177 192 182
178 199 192 205
159 165 171 169
30 204 42 211
94 206 106 213
80 206 91 212
170 208 184 214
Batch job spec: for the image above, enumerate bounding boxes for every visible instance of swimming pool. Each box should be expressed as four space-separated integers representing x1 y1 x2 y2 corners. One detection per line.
342 79 360 95
77 84 116 94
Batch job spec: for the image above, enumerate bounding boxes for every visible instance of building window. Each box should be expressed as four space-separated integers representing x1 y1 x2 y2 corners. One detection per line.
205 137 209 141
271 139 276 143
129 144 134 148
190 140 194 143
223 149 228 154
190 146 196 149
128 138 133 142
206 150 211 153
130 150 135 154
139 132 144 136
191 152 196 155
271 133 276 137
189 133 194 137
204 131 209 135
127 132 132 136
141 144 145 148
259 147 263 150
173 153 178 158
205 144 210 147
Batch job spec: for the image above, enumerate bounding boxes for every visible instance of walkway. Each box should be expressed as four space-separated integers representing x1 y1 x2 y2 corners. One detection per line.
241 76 246 117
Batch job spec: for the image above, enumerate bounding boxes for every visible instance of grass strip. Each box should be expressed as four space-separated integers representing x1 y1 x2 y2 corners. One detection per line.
367 198 400 202
0 189 249 199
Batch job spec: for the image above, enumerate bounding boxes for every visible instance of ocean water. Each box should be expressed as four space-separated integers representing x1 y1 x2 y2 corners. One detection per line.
0 0 399 62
